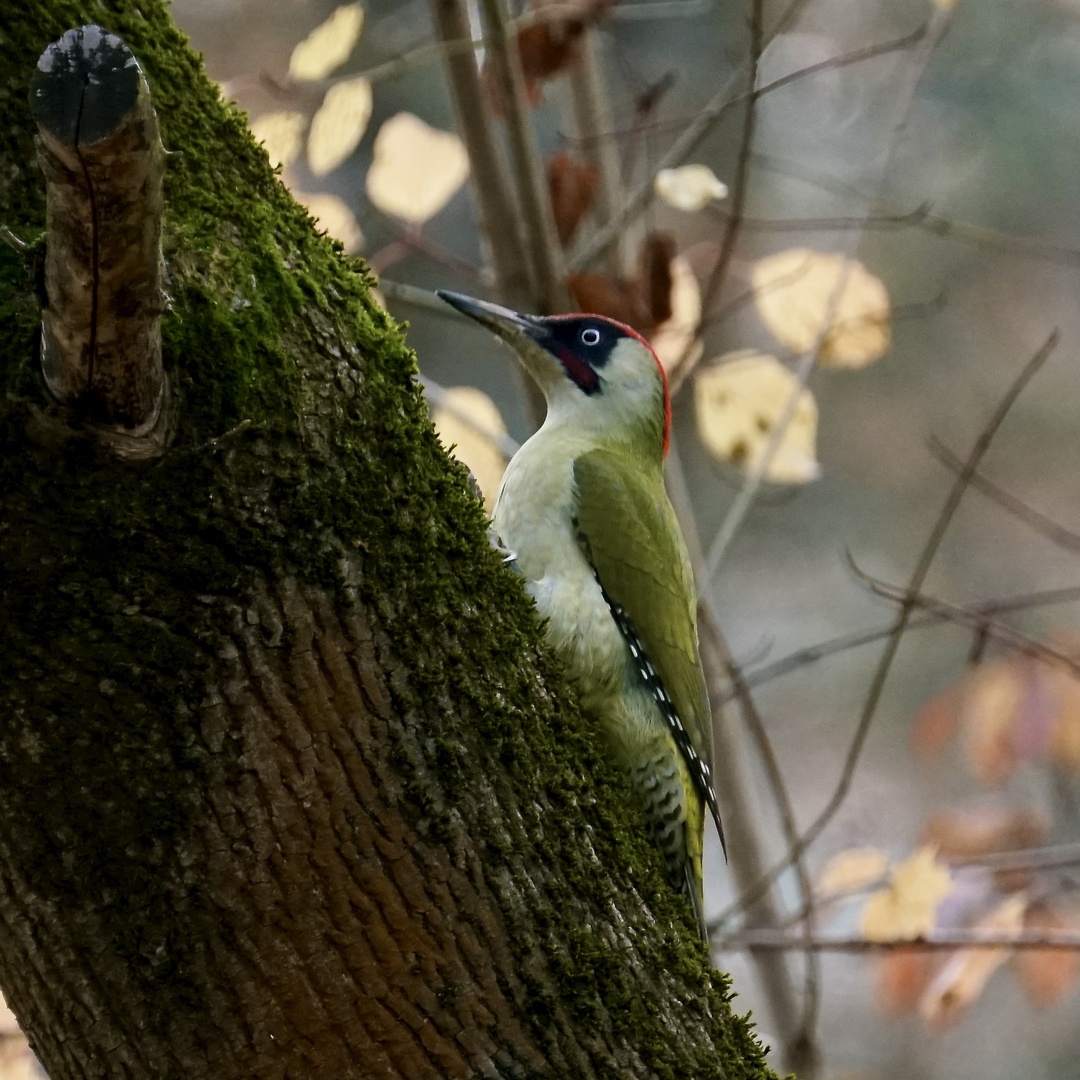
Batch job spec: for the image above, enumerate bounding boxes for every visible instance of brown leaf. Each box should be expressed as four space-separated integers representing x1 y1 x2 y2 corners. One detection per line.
874 948 936 1018
567 273 653 334
547 151 598 246
913 685 961 760
517 19 585 86
638 232 676 327
922 807 1049 893
1013 900 1080 1006
959 660 1028 785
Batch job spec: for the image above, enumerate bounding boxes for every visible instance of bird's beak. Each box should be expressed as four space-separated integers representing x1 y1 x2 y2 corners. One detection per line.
437 291 550 351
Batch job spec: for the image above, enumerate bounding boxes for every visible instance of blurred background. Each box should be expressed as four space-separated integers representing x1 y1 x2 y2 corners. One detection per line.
29 0 1071 1077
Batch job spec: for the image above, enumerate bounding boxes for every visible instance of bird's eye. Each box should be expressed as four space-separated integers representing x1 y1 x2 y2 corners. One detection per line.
581 328 601 346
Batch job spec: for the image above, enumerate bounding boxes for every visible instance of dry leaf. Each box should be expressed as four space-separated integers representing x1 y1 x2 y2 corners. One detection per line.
752 249 891 368
307 76 373 177
567 273 652 333
694 351 820 484
861 847 952 942
295 192 364 254
919 893 1026 1028
366 113 469 224
1013 900 1080 1006
638 233 676 327
548 151 598 246
817 847 890 898
649 256 702 372
874 948 937 1018
913 684 961 760
431 387 509 512
289 3 365 82
959 660 1028 785
250 111 306 170
654 164 729 212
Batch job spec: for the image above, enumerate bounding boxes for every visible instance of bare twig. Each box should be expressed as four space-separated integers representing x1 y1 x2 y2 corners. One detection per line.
428 0 533 309
667 0 763 391
566 26 627 277
951 841 1080 872
702 258 850 581
478 0 570 313
929 437 1080 554
726 583 1080 701
568 23 929 272
715 930 1080 952
845 555 1080 677
714 332 1059 930
378 279 452 315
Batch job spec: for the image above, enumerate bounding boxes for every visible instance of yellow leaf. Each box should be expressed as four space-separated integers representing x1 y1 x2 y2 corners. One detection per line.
752 249 891 368
295 192 364 254
959 659 1025 785
431 387 509 512
650 255 702 372
919 894 1027 1028
289 3 365 82
250 111 306 169
694 351 820 484
307 77 373 177
366 113 470 225
654 164 728 212
817 847 890 898
860 847 952 942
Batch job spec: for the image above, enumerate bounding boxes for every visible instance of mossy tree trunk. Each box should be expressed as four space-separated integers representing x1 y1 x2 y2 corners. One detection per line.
0 3 774 1078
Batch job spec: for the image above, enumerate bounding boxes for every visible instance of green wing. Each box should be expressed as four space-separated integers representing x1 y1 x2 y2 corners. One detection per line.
572 449 714 780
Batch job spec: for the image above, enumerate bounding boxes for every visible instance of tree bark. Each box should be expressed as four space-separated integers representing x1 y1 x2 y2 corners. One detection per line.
0 3 775 1078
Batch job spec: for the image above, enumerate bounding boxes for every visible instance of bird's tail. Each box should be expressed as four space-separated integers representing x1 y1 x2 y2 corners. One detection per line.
684 864 708 941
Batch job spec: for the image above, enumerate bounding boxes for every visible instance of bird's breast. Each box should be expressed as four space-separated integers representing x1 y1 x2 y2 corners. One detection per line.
494 434 628 711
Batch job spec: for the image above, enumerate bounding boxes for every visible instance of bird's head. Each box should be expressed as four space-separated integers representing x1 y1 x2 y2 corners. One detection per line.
438 291 671 457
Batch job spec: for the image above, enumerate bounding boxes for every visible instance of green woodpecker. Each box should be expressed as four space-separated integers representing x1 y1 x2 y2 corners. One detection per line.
438 291 723 938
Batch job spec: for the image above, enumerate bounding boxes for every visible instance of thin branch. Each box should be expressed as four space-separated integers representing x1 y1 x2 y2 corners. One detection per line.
703 258 850 581
929 437 1080 554
428 0 533 309
378 279 451 314
566 26 627 277
845 555 1080 677
479 0 570 313
666 0 762 393
726 583 1080 702
715 930 1080 952
713 332 1058 931
952 841 1080 872
568 22 930 272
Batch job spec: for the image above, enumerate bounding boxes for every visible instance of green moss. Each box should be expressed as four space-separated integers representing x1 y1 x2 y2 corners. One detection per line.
0 2 772 1076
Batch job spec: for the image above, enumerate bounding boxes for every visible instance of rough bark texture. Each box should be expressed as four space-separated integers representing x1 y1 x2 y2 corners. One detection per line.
0 3 775 1078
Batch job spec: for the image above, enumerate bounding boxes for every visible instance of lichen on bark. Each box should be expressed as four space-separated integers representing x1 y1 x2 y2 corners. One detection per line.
0 3 776 1078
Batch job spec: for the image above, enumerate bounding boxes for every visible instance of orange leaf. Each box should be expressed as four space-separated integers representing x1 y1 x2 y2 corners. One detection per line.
567 273 653 334
874 948 936 1017
913 685 961 760
1013 900 1080 1007
547 151 598 246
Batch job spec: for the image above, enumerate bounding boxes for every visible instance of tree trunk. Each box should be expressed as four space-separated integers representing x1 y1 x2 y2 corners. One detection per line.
0 3 774 1077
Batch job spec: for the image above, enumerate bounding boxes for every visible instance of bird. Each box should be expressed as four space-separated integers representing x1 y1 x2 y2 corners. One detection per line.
437 290 724 939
